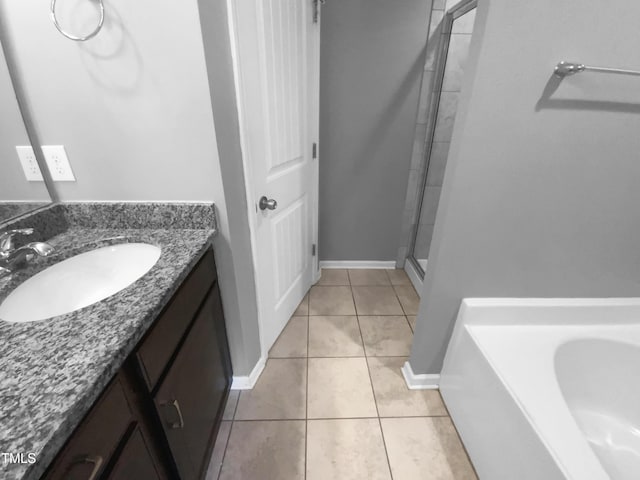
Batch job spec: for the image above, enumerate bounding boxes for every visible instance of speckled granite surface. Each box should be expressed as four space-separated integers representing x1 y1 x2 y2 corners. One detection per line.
0 203 50 225
0 204 217 480
62 202 217 230
0 204 68 246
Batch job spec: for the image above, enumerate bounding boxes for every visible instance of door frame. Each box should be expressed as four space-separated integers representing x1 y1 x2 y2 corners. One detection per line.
225 0 320 360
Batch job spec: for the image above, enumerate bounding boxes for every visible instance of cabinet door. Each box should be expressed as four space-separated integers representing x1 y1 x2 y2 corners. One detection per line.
43 377 133 480
105 426 162 480
154 286 229 480
137 249 216 390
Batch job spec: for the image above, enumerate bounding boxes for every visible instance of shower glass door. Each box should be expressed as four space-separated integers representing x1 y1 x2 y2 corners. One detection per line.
408 0 476 277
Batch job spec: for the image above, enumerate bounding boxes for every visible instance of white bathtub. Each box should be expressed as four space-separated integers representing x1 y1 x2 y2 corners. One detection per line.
440 298 640 480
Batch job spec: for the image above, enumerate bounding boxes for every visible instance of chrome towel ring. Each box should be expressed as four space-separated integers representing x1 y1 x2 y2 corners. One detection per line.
50 0 104 41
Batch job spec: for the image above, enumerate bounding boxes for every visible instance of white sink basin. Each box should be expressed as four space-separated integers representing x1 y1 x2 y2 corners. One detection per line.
0 243 161 323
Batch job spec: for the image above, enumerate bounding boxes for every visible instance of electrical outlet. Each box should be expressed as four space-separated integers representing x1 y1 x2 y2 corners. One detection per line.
16 146 44 181
42 145 76 182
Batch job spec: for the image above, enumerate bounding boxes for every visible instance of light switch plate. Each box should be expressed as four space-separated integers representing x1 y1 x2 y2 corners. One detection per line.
42 145 76 181
16 146 44 181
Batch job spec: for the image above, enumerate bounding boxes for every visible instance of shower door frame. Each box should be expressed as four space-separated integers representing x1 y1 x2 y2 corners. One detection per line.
406 0 477 279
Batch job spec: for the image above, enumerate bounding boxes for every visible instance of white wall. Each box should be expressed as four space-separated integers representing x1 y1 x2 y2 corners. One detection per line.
410 0 640 373
0 0 217 200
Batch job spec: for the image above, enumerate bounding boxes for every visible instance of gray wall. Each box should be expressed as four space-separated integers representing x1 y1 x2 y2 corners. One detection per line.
319 0 431 261
410 0 640 374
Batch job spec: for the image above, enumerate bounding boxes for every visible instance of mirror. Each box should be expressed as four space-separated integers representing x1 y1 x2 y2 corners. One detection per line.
0 38 53 224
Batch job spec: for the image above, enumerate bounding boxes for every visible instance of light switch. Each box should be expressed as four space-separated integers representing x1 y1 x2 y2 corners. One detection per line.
16 146 44 181
42 145 76 182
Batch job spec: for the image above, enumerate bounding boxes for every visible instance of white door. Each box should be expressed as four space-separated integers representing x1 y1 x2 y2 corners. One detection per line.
228 0 320 352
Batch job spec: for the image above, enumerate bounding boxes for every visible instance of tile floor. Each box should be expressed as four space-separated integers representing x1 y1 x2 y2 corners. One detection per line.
206 269 477 480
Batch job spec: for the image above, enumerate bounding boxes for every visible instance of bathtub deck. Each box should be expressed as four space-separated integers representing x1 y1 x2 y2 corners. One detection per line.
440 298 640 480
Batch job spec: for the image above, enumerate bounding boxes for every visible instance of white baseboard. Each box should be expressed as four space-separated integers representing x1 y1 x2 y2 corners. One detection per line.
231 356 266 390
402 361 440 390
404 260 423 297
319 260 396 269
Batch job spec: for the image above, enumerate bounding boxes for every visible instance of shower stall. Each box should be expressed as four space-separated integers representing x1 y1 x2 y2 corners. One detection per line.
401 0 477 289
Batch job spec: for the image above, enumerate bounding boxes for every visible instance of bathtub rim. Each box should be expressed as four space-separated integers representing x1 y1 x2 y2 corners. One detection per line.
440 297 640 480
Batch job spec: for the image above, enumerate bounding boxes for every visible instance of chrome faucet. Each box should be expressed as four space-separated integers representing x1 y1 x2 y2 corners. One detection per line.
0 229 55 277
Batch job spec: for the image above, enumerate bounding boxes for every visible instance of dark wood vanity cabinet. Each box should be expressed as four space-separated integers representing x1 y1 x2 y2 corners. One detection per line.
106 426 163 480
42 247 232 480
42 375 144 480
154 290 228 479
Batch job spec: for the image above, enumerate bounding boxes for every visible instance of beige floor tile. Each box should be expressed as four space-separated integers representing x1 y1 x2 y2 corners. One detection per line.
407 315 417 332
359 316 413 356
348 269 391 286
307 419 392 480
222 390 239 420
381 417 477 480
269 316 308 358
293 293 309 316
308 357 377 418
386 269 411 286
205 420 231 480
317 268 350 285
394 285 420 315
368 357 447 417
352 286 403 315
219 420 305 480
309 316 364 357
235 359 306 420
309 286 356 315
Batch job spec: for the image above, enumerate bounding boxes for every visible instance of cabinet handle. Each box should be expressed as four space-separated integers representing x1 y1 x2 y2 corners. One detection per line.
162 399 185 429
75 455 103 480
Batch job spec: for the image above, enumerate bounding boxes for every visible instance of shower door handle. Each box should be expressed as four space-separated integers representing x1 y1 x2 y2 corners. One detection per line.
259 196 278 211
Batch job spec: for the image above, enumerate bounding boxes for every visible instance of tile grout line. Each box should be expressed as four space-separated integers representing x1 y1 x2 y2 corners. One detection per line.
388 275 417 332
303 313 416 317
325 271 470 476
393 284 409 317
388 277 420 406
304 301 310 480
346 269 359 315
216 416 234 480
439 402 481 478
232 389 240 419
270 354 410 360
224 414 450 422
350 281 395 480
406 314 415 333
219 272 431 479
216 377 243 479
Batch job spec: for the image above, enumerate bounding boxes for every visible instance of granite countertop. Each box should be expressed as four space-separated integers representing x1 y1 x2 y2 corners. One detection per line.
0 204 217 480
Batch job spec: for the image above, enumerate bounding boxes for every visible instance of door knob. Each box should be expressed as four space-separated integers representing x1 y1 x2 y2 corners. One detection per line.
259 196 278 211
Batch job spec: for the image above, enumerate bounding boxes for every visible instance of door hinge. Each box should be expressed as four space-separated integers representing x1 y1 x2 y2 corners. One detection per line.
312 142 317 159
312 0 325 24
312 244 316 256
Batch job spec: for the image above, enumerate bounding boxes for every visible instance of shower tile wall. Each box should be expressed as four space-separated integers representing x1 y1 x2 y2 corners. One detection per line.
397 0 475 266
396 4 444 266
